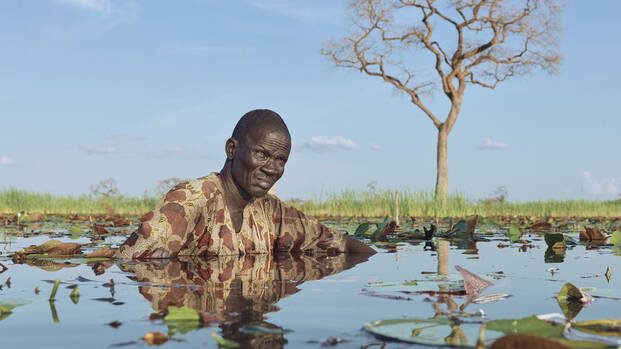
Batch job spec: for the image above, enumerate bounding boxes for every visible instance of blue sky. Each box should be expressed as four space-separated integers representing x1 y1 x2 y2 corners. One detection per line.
1 0 620 202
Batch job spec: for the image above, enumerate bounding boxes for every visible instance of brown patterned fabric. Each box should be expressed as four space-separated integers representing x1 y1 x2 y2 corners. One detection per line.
118 253 355 321
116 173 346 259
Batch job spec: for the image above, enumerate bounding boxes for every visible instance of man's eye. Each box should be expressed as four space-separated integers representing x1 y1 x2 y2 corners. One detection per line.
255 151 268 160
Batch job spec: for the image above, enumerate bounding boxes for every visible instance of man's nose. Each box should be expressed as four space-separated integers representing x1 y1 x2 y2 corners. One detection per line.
262 158 279 175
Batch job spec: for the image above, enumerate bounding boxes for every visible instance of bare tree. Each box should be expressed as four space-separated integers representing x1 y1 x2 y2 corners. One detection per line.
90 178 120 198
322 0 563 198
154 177 190 197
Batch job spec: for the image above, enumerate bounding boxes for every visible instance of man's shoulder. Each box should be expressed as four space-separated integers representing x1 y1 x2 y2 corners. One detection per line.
260 194 310 219
164 173 222 202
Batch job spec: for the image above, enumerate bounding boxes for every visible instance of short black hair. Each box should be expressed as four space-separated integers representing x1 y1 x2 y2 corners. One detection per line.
232 109 291 143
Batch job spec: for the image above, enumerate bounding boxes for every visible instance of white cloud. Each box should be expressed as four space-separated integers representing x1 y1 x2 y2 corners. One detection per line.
0 155 16 166
164 145 183 153
476 137 508 150
105 133 145 143
55 0 140 22
582 171 621 196
162 45 242 56
56 0 113 13
369 143 382 151
80 144 121 155
297 136 359 152
246 0 339 22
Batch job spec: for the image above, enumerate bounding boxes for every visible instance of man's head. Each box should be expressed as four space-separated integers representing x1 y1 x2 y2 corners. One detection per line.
225 109 291 200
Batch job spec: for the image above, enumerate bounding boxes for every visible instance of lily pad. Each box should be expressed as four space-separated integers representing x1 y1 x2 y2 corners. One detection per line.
508 224 523 242
239 325 293 335
610 230 621 246
366 274 465 295
354 223 370 236
486 315 564 338
544 233 565 247
486 315 609 348
573 319 621 337
164 306 202 335
69 226 87 235
363 318 501 347
371 223 386 242
444 216 478 239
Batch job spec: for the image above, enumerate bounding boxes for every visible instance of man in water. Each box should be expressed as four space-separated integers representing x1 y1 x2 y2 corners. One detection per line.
116 109 374 259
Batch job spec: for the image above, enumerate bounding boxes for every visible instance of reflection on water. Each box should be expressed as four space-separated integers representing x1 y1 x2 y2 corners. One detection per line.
118 253 370 348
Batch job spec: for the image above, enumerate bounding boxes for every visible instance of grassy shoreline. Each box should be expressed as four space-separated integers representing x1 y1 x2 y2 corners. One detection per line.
1 188 619 218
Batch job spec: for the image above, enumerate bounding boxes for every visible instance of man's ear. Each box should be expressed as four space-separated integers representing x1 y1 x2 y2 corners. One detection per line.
225 138 238 160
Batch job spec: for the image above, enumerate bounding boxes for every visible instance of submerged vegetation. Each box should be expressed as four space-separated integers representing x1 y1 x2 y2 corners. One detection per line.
0 188 619 218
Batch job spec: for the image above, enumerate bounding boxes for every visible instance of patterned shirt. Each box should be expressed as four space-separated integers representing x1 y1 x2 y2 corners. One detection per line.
116 173 346 259
119 253 352 320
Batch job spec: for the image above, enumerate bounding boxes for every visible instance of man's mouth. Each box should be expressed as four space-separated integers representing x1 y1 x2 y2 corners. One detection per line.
255 177 273 190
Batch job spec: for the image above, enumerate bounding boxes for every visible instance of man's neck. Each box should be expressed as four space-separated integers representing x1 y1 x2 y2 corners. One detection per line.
219 161 251 214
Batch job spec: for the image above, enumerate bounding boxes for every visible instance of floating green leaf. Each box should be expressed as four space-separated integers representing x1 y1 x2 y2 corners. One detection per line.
557 283 592 304
210 333 240 348
573 319 621 337
486 315 609 348
354 223 370 236
371 223 386 242
365 274 464 295
69 226 87 235
486 315 564 338
70 287 80 304
508 224 523 242
165 306 200 322
446 220 471 239
240 325 293 335
363 318 501 347
610 230 621 246
164 306 202 335
544 233 565 247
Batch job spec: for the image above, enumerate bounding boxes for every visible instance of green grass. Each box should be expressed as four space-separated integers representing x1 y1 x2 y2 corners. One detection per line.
288 189 621 218
0 188 158 215
0 188 619 218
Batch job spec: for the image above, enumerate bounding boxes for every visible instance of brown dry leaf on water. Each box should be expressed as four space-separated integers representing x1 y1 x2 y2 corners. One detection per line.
108 215 129 227
377 221 396 242
142 332 168 346
605 266 611 282
465 215 479 236
455 265 493 296
92 225 109 235
526 221 553 231
579 226 607 242
489 334 571 349
85 249 115 258
16 240 82 256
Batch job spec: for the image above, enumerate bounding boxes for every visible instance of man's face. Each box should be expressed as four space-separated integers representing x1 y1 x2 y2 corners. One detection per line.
230 127 291 200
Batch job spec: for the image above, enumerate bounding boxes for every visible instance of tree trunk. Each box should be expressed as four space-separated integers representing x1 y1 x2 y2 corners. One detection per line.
435 125 449 199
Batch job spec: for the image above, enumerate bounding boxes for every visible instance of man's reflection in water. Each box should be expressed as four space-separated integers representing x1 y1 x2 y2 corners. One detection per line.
119 253 370 348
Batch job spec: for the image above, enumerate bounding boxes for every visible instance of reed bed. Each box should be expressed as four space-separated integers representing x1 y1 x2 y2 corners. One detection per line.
1 188 619 218
0 188 158 215
289 189 621 218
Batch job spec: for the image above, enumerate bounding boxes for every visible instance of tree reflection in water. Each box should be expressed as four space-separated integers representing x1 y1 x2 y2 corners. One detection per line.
119 253 371 348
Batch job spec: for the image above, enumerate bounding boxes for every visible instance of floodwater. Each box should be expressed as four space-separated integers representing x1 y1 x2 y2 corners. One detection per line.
0 218 620 348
